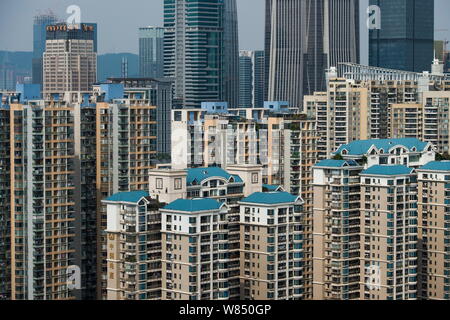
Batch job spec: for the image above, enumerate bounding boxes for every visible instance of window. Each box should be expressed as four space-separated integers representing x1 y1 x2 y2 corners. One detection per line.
174 178 182 190
252 173 259 184
156 178 163 189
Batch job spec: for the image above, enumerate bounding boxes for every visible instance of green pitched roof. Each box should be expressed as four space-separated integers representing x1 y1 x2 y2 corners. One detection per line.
187 167 243 186
314 159 359 168
104 191 149 204
361 165 414 176
335 138 429 156
262 184 282 192
420 161 450 172
241 192 299 205
163 198 223 212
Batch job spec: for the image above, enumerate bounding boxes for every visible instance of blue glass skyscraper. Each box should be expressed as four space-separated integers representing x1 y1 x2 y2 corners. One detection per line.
32 13 57 85
164 0 239 109
369 0 435 72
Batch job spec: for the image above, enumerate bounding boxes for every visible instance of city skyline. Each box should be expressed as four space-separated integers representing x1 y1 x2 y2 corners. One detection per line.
1 0 450 64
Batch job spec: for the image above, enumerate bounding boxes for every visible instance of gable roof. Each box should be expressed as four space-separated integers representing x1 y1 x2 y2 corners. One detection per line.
187 167 243 186
335 138 429 156
241 192 300 205
361 165 414 176
104 191 149 204
419 161 450 172
262 184 283 192
163 198 223 213
314 159 360 168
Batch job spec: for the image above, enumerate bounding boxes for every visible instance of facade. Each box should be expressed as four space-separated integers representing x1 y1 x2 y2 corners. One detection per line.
223 0 240 109
103 191 163 300
164 0 239 108
160 199 231 300
171 108 263 170
32 13 58 86
313 160 419 300
239 52 253 108
239 50 265 108
313 159 364 299
416 162 450 300
239 192 305 300
359 165 418 300
95 94 157 299
1 98 96 300
103 78 173 157
265 0 359 109
369 0 435 72
139 27 164 78
0 101 11 299
43 23 97 98
306 67 450 157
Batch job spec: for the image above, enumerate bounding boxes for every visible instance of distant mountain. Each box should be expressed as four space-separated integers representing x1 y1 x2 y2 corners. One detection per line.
97 53 139 82
0 50 139 83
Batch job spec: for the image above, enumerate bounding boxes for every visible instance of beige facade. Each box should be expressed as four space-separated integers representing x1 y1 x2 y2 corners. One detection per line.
313 160 419 300
417 163 450 300
160 200 230 300
103 193 162 300
312 160 363 300
239 193 305 300
96 98 157 299
43 35 96 97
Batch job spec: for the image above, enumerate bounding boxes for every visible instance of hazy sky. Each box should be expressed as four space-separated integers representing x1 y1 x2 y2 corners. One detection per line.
1 0 450 64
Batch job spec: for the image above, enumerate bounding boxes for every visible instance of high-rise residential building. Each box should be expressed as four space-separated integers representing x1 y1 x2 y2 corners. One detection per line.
239 50 265 108
94 89 158 299
416 161 450 300
32 13 58 86
265 0 359 109
105 78 173 157
360 165 419 300
139 27 164 78
0 93 100 300
239 192 306 300
313 160 420 300
103 191 164 300
148 165 262 299
43 23 97 98
305 65 450 157
160 198 231 300
369 0 435 72
164 0 238 108
313 159 364 300
0 99 11 300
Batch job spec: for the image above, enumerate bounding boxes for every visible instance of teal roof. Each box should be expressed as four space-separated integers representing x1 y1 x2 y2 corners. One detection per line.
187 167 243 186
241 192 299 205
361 165 414 176
314 159 359 168
335 138 429 156
104 191 149 204
420 161 450 172
163 198 223 212
262 184 281 191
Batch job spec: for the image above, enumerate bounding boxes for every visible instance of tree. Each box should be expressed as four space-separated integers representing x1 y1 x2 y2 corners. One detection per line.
332 153 344 160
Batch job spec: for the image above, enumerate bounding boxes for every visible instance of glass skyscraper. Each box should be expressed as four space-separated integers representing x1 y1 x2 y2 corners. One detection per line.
164 0 238 109
265 0 360 109
139 26 164 78
32 13 57 86
369 0 435 72
239 50 265 108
